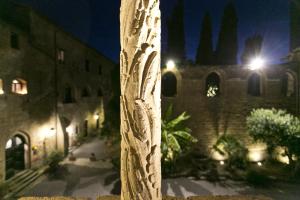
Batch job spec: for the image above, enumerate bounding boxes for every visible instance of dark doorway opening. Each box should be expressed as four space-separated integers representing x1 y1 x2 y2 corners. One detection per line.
5 135 28 180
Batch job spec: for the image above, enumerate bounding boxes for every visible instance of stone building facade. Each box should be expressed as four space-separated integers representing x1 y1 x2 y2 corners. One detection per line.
0 2 115 181
161 63 299 161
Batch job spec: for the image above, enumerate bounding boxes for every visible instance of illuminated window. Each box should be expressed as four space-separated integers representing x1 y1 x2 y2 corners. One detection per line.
248 73 261 96
206 73 220 97
282 72 296 97
12 79 27 95
57 49 65 64
0 79 4 95
162 72 177 97
10 32 19 49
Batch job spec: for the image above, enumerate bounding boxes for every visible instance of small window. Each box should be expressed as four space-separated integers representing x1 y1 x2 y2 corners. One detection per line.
97 88 103 97
12 79 27 95
0 79 4 95
63 86 74 103
282 72 296 97
162 72 177 97
57 49 65 64
85 60 90 72
81 87 90 97
98 65 102 75
248 73 261 96
10 32 19 49
206 73 220 97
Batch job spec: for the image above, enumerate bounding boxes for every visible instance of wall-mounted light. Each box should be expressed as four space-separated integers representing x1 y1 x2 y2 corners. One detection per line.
94 114 100 120
257 162 263 167
248 57 265 70
219 160 225 166
166 60 176 71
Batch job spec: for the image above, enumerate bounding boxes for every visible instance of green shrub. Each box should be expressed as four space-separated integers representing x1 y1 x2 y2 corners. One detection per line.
46 151 64 172
162 104 198 176
213 134 248 170
247 109 300 169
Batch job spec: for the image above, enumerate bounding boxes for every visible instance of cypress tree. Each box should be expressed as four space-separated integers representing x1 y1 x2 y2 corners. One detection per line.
241 34 263 64
290 0 300 50
167 0 186 64
215 2 238 65
195 12 213 65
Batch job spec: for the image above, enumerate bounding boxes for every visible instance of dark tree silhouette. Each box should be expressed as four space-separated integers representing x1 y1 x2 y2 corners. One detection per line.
215 2 238 65
167 0 186 64
195 12 213 65
241 34 263 64
290 0 300 50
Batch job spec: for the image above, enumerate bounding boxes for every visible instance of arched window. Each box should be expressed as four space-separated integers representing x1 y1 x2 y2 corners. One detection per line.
206 73 220 97
282 72 296 97
162 72 177 97
248 73 261 96
0 79 4 94
12 79 27 95
63 86 74 103
81 87 90 97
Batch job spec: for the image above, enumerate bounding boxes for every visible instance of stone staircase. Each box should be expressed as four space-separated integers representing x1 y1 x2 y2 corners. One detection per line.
4 168 45 199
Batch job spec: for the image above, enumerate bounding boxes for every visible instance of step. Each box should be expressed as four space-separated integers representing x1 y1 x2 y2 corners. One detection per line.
6 170 31 184
9 171 38 192
5 172 42 199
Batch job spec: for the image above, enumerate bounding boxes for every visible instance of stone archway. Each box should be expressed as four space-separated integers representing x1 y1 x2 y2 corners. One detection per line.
5 133 30 180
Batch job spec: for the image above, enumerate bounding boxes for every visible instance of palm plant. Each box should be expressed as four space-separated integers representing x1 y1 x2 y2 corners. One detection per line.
161 104 198 174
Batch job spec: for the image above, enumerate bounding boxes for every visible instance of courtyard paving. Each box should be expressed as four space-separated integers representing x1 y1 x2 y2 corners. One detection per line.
22 138 300 200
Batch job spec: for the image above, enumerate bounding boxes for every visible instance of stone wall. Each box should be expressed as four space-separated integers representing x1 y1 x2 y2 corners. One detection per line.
162 65 298 159
0 3 115 181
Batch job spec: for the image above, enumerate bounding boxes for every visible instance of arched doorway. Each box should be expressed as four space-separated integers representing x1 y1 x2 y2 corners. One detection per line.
5 134 30 180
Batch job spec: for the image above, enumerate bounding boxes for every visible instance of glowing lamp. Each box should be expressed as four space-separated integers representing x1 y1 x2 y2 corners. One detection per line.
248 57 265 70
94 114 100 120
220 160 225 166
166 60 176 70
257 162 263 167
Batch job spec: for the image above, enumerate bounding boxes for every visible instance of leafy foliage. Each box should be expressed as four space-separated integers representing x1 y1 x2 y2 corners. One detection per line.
162 104 198 174
213 134 248 169
46 151 64 173
247 109 300 167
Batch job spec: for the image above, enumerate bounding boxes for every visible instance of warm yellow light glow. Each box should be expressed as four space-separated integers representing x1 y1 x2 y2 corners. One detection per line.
257 162 263 167
94 114 100 120
248 57 265 70
0 90 4 95
211 149 228 161
166 60 176 71
220 160 225 165
48 128 56 138
66 126 73 134
248 143 267 162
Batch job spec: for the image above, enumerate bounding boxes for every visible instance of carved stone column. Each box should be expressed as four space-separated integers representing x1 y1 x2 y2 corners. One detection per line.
120 0 161 200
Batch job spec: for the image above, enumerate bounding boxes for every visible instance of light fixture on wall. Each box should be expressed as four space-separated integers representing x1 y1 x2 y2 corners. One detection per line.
248 57 265 70
166 60 176 71
94 113 100 120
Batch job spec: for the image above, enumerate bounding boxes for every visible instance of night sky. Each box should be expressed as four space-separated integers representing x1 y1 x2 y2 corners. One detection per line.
18 0 290 64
